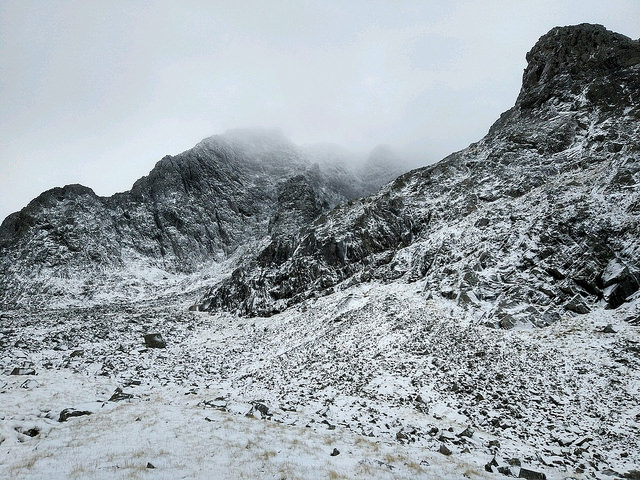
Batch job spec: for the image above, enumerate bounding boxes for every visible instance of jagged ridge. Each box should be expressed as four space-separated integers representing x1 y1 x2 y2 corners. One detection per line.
198 24 640 324
0 130 401 307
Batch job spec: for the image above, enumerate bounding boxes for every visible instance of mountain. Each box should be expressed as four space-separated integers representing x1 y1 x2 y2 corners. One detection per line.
198 24 640 326
0 129 399 308
2 23 640 480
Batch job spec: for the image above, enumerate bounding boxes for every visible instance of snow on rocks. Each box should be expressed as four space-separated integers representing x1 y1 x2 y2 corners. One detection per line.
1 282 638 478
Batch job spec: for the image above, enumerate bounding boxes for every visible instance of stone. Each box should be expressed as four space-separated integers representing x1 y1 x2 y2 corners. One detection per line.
108 387 134 402
602 260 640 308
143 333 166 348
498 465 515 476
59 408 92 422
485 456 499 472
146 462 155 469
601 324 616 333
18 427 40 437
564 297 590 314
518 467 547 480
458 426 474 438
10 367 35 376
251 402 269 417
439 444 452 456
20 379 38 389
499 314 517 330
330 448 340 456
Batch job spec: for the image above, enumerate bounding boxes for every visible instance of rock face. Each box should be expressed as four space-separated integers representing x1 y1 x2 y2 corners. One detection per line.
0 130 397 308
198 24 640 324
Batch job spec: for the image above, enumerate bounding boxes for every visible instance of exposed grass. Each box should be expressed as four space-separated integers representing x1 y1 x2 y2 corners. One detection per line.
406 460 425 473
328 469 349 480
8 454 38 474
260 449 277 460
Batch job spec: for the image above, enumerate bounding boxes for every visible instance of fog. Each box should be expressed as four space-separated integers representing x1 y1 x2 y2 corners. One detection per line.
1 1 639 221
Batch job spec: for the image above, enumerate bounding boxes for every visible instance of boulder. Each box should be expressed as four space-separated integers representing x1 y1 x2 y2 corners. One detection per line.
108 387 134 402
602 260 640 308
439 444 452 456
485 456 499 472
143 333 166 348
59 408 92 422
564 296 590 314
518 467 547 480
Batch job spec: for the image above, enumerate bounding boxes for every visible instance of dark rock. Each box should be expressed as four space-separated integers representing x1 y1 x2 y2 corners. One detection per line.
396 431 409 441
70 350 84 358
19 427 40 437
601 324 617 333
143 333 166 349
498 314 517 330
488 440 501 449
518 467 547 480
458 426 474 438
545 267 566 280
321 420 336 430
440 288 457 300
108 387 134 402
438 431 455 443
20 379 38 389
475 217 490 228
330 448 340 456
10 367 35 375
439 444 452 456
59 408 92 422
564 297 591 314
574 437 593 447
485 456 499 472
146 462 155 469
498 465 515 476
251 402 269 416
623 470 640 479
602 260 640 308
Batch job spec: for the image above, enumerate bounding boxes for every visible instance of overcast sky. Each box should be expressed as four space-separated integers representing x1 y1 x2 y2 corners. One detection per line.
1 1 638 221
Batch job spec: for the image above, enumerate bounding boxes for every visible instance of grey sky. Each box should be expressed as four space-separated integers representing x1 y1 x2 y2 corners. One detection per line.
1 1 638 222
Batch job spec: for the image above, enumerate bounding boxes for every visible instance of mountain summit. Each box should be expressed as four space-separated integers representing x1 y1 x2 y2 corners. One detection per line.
198 24 640 324
0 130 399 307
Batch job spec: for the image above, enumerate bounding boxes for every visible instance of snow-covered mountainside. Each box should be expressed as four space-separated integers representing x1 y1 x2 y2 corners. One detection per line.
0 129 394 308
1 23 640 480
199 24 640 327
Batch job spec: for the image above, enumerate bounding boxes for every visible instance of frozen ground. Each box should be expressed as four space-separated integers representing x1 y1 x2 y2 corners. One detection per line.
1 281 639 479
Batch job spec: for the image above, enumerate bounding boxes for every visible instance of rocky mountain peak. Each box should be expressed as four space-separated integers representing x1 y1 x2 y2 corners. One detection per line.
197 24 640 322
517 23 640 109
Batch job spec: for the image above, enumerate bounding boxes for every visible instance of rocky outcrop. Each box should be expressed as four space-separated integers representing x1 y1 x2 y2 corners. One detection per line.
0 130 396 308
198 24 640 324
